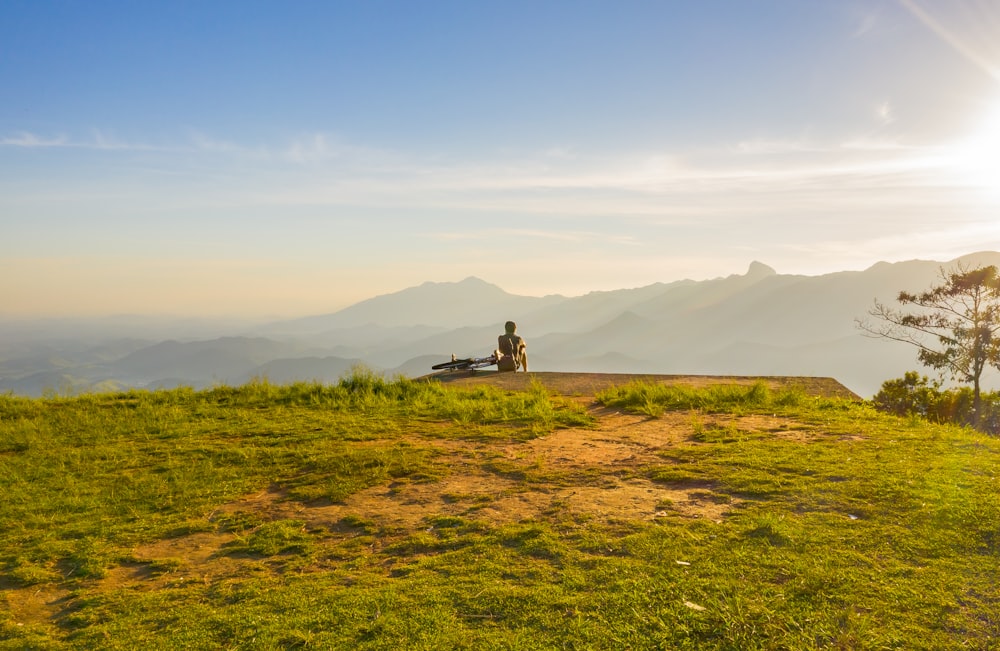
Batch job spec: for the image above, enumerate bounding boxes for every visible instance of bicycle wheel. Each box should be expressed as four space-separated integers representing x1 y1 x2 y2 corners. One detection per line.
432 359 473 371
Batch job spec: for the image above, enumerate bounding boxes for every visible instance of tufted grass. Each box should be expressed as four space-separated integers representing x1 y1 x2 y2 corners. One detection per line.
1 375 999 649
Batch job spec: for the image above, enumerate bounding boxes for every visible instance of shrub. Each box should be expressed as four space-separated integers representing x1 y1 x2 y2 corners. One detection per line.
872 372 942 418
872 371 1000 434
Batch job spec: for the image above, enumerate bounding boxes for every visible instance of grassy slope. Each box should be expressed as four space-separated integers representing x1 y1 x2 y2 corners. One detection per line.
1 375 998 649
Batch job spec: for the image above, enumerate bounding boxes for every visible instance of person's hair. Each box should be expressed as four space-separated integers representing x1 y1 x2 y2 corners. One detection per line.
504 321 516 334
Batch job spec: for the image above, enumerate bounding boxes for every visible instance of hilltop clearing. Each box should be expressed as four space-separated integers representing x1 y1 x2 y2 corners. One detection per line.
423 370 860 400
1 373 997 649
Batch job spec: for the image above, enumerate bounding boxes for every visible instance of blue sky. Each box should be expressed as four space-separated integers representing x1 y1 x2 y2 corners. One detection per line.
3 1 1000 318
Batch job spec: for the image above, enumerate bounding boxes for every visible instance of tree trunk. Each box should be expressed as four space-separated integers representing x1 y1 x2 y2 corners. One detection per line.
973 377 982 428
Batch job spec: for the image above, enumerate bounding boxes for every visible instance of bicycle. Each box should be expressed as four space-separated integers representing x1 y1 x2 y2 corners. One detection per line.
431 353 498 372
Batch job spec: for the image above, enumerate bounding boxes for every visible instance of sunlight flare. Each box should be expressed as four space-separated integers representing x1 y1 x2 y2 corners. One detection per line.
948 100 1000 196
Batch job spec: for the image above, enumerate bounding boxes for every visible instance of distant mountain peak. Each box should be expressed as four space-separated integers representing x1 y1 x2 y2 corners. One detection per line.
415 277 507 296
418 276 500 291
457 276 498 287
746 261 776 278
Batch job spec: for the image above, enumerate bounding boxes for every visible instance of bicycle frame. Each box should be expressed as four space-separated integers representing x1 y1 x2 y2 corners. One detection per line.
431 354 498 372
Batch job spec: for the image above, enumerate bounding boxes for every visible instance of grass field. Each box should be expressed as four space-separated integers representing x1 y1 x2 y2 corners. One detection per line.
2 371 999 649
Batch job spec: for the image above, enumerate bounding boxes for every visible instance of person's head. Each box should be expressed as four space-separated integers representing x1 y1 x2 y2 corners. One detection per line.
504 321 517 334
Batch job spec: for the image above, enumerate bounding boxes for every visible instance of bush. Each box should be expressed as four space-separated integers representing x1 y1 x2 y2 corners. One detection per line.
872 372 942 418
872 371 1000 434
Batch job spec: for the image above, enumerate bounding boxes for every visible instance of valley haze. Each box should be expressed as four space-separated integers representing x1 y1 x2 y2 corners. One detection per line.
4 252 1000 400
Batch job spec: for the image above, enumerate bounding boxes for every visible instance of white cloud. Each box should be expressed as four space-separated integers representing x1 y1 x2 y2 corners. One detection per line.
780 218 1000 273
91 129 141 151
850 8 881 39
2 126 953 204
283 133 334 163
2 127 990 257
876 100 895 125
188 131 259 156
0 132 70 147
428 228 638 246
731 138 821 155
0 130 176 152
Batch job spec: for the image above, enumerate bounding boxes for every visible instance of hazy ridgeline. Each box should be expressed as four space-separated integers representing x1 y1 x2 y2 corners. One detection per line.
3 252 1000 398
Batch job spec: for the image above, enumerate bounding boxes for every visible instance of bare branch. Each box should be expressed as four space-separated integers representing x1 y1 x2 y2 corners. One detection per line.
856 263 1000 411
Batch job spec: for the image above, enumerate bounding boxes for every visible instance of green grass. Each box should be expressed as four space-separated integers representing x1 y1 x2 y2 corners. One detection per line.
2 375 999 649
596 378 806 416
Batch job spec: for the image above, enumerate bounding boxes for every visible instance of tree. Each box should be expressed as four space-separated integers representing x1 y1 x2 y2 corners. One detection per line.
857 263 1000 424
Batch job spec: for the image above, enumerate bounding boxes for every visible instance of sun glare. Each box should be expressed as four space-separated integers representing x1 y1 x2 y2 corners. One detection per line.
950 101 1000 197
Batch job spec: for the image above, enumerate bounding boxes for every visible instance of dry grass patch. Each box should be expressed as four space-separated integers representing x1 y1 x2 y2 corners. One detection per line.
77 400 746 599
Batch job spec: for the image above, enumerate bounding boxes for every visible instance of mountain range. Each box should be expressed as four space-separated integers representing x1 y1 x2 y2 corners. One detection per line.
4 251 1000 399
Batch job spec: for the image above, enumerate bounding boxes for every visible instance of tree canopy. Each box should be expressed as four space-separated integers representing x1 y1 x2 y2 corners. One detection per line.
857 263 1000 421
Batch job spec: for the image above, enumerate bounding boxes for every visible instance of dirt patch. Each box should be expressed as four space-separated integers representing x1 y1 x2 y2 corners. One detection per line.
99 531 253 595
2 584 71 629
94 475 729 598
67 373 846 601
84 397 744 595
133 531 237 565
478 480 733 524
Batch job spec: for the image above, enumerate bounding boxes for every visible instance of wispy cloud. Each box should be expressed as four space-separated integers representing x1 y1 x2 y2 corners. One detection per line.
876 100 896 125
1 128 279 155
430 228 638 246
851 8 882 39
1 126 946 194
731 138 823 155
90 129 147 151
187 132 259 156
783 218 1000 270
165 129 967 227
283 133 337 163
1 132 70 147
0 130 174 152
0 126 982 227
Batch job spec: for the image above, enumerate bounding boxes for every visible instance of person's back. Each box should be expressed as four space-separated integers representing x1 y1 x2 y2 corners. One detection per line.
496 321 527 372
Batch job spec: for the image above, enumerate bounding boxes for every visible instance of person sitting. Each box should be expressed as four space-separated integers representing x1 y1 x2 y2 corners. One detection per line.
495 320 528 372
